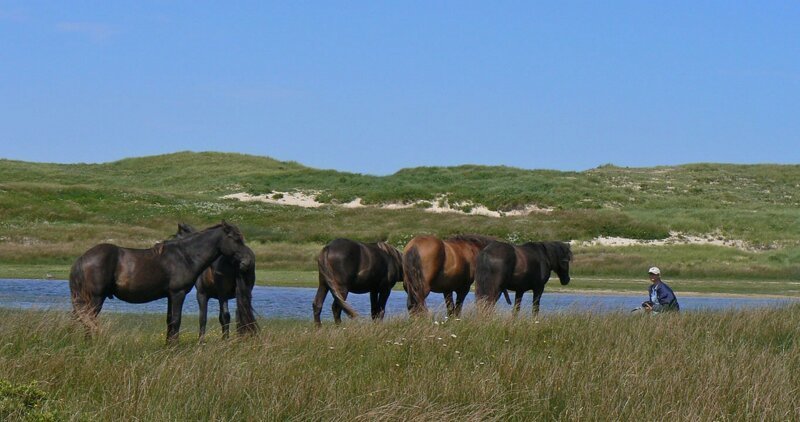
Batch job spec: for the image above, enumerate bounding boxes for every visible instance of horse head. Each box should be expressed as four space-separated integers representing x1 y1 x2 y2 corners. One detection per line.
553 242 572 285
218 221 251 267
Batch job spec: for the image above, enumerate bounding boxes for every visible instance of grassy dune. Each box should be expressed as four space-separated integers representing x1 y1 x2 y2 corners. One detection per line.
1 152 799 288
1 307 798 420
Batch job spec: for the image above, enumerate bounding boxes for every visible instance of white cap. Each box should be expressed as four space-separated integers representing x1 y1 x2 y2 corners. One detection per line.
648 267 661 275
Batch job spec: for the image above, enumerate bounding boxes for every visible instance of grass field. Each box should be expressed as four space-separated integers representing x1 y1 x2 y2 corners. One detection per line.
1 307 798 420
2 153 798 420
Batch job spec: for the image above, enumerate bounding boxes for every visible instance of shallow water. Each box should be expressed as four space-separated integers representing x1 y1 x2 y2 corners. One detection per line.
0 279 795 321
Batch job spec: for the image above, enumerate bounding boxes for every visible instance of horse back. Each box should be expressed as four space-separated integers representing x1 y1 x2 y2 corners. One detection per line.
319 238 365 290
515 243 555 286
512 244 542 283
440 236 492 286
109 247 174 302
70 243 121 299
441 240 473 281
484 241 518 277
403 236 445 281
353 241 400 292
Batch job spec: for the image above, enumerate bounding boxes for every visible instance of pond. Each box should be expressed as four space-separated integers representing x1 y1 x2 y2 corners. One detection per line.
0 279 795 321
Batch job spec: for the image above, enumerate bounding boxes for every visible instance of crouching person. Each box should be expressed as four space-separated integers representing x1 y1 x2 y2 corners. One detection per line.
640 266 680 313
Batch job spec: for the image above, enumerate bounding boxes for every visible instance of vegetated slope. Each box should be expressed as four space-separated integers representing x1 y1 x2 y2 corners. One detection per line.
1 152 799 279
3 151 797 210
0 151 306 194
1 152 799 244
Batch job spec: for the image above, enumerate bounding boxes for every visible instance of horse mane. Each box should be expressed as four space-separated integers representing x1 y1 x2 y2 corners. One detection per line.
153 242 166 255
524 241 573 262
376 241 402 261
445 234 497 247
163 222 245 246
375 241 396 253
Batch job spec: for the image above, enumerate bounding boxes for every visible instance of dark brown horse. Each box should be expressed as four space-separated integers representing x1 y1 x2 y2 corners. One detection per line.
403 234 498 316
314 238 403 326
175 224 258 340
69 221 253 343
474 240 572 315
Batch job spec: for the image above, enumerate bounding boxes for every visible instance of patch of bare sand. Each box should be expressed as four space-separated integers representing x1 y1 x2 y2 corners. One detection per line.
222 192 553 218
223 191 326 208
577 231 757 251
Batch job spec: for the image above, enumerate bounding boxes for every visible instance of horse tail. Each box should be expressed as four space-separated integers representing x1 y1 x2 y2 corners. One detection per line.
235 261 259 336
474 248 493 307
68 245 115 333
68 255 88 312
69 257 95 332
402 245 427 313
475 244 513 308
317 247 359 319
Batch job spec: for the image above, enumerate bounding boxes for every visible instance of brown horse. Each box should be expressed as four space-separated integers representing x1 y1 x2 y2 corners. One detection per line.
175 224 258 340
403 234 498 316
314 238 403 326
474 240 572 315
69 221 252 343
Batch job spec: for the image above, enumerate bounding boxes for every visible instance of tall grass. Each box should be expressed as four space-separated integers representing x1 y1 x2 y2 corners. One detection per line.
1 307 798 420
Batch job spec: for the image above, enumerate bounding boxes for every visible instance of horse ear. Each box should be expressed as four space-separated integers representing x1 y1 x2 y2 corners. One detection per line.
178 223 195 234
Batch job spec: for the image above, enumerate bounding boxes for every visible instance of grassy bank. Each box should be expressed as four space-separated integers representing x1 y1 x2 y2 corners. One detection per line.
1 307 798 420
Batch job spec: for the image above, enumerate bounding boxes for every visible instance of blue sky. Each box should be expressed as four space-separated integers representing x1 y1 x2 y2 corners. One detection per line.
1 1 798 175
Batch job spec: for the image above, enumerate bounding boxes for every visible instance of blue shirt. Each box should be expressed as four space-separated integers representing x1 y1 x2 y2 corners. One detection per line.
648 281 680 312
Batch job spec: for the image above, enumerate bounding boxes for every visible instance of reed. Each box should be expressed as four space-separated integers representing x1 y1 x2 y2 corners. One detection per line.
1 307 798 420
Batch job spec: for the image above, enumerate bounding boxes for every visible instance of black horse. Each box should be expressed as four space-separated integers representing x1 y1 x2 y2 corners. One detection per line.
313 238 403 326
175 224 258 340
69 221 253 343
474 240 572 315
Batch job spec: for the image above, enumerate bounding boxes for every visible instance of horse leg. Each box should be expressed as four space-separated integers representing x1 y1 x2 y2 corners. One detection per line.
406 291 415 313
532 286 544 315
513 291 524 317
370 290 381 320
332 291 348 325
166 291 187 344
376 287 391 321
444 292 455 317
219 299 231 339
75 295 105 337
454 289 469 317
166 295 174 336
312 282 328 327
197 291 209 342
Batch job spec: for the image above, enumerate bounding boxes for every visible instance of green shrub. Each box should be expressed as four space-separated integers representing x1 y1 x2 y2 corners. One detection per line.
0 380 58 421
